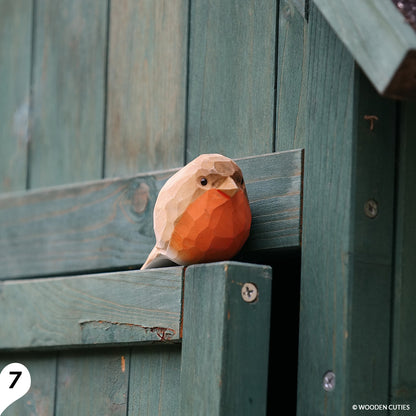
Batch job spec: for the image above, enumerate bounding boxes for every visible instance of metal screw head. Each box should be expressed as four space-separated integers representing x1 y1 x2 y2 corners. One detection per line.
241 283 258 303
322 371 336 392
364 199 378 219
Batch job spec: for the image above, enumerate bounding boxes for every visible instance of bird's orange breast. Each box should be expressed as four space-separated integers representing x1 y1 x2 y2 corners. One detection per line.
169 189 251 265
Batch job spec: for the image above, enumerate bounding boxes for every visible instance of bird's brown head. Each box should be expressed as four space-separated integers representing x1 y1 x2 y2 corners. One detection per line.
192 154 247 198
153 154 249 247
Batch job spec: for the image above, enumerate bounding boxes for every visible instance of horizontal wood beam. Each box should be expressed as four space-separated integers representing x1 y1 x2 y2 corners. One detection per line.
314 0 416 99
0 268 183 350
0 150 303 279
0 261 272 357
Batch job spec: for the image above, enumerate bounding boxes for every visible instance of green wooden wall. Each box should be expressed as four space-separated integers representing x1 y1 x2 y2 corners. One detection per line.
0 0 415 415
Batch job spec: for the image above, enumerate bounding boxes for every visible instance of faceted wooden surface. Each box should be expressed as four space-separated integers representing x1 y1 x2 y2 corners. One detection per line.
142 154 251 269
169 189 251 264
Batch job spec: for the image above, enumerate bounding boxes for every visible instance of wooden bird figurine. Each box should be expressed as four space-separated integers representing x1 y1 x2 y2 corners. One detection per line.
141 154 251 269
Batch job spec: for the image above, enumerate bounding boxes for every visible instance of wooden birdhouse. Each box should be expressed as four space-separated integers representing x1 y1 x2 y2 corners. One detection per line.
0 0 415 414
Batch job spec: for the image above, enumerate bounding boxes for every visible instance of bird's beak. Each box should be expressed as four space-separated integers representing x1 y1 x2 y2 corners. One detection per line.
217 177 239 197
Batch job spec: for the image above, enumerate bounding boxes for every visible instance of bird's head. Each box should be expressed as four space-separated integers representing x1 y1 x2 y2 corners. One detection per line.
192 154 247 198
154 154 249 245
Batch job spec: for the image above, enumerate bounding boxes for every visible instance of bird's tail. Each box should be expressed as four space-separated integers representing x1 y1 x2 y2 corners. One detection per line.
140 246 178 270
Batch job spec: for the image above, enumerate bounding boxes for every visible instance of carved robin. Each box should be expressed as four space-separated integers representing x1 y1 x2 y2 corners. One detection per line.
141 154 252 269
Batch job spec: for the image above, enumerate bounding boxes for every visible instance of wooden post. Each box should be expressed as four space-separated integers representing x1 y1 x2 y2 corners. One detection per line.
296 4 397 414
390 101 416 409
180 262 272 415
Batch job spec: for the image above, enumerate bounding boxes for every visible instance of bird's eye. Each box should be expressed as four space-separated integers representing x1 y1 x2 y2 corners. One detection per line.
200 177 208 186
241 177 244 185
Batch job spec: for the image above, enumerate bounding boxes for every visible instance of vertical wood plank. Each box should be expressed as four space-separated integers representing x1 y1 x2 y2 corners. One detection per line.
297 14 357 411
348 74 396 411
0 352 56 416
296 5 396 414
180 262 272 415
54 349 129 416
105 0 188 176
0 0 32 193
186 0 276 160
292 0 309 18
128 345 181 415
108 4 189 397
390 102 416 411
29 0 107 188
275 0 308 151
27 4 109 410
28 5 117 415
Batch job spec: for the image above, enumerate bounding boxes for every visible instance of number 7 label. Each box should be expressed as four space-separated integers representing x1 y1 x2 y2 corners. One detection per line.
8 372 22 389
0 363 31 415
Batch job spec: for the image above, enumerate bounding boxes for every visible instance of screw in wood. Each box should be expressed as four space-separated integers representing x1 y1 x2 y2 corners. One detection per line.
241 282 258 303
364 199 378 219
322 371 336 392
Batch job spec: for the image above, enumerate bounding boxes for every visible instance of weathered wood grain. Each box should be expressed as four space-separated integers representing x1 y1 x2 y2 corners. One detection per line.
297 5 397 414
390 101 416 409
105 0 188 176
179 262 272 415
292 0 309 19
0 268 183 349
238 151 303 253
29 0 107 188
21 3 109 409
0 150 302 279
54 349 129 416
128 345 181 415
0 0 32 193
314 0 416 99
0 173 160 279
275 0 308 151
186 0 276 160
348 72 396 413
0 352 56 415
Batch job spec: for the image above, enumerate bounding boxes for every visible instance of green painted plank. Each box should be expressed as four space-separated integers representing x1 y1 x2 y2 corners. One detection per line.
29 0 107 188
0 352 56 416
238 151 303 253
0 150 302 279
23 3 109 413
314 0 416 99
179 262 272 415
390 101 416 410
186 0 276 160
0 0 32 193
0 268 183 349
9 3 109 413
275 0 308 151
0 173 161 278
105 0 187 176
105 7 188 413
54 349 128 416
297 6 397 414
348 73 396 411
292 0 309 19
128 345 181 415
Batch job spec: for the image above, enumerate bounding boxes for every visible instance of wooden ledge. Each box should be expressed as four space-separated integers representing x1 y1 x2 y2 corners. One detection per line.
0 150 303 280
0 262 271 351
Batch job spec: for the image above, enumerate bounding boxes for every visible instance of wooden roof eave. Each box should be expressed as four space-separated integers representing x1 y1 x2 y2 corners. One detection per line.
313 0 416 99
